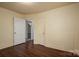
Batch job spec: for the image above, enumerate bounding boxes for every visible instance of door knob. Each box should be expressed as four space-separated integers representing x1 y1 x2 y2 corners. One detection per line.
14 32 16 34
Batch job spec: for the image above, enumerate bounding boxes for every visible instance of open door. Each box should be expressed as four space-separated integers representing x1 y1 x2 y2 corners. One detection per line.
13 17 26 45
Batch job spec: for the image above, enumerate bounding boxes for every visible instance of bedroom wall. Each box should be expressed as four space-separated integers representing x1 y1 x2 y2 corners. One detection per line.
0 3 79 52
0 7 23 49
24 3 79 51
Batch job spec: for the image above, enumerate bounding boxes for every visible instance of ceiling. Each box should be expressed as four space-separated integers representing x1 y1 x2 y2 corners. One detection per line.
0 2 75 14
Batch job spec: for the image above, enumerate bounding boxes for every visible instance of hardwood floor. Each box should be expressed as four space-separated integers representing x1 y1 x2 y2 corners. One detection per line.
0 40 78 57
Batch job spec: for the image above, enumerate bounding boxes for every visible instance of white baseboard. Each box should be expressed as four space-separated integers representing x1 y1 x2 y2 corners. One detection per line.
67 49 79 55
73 49 79 55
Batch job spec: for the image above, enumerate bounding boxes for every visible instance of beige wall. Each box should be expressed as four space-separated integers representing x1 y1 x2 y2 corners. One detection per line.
24 3 79 51
0 7 23 49
0 3 79 51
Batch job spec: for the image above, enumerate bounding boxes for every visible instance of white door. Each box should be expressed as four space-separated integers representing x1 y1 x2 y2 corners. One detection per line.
14 17 26 45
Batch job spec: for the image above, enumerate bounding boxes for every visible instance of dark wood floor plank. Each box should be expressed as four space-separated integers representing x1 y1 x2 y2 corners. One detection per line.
0 40 78 57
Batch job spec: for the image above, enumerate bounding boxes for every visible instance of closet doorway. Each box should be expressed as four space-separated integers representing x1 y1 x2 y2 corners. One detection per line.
26 20 34 41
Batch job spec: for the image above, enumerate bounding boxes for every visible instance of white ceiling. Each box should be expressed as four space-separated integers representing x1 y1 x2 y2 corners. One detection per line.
0 2 75 14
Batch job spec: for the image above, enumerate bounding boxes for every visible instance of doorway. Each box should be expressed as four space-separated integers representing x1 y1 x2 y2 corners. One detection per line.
26 21 34 41
13 17 34 46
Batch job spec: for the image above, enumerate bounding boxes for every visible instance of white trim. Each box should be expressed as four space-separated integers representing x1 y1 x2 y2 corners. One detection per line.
66 49 79 55
73 49 79 55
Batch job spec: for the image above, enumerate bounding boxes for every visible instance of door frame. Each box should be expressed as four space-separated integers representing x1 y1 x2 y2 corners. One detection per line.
25 20 34 41
13 17 34 46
